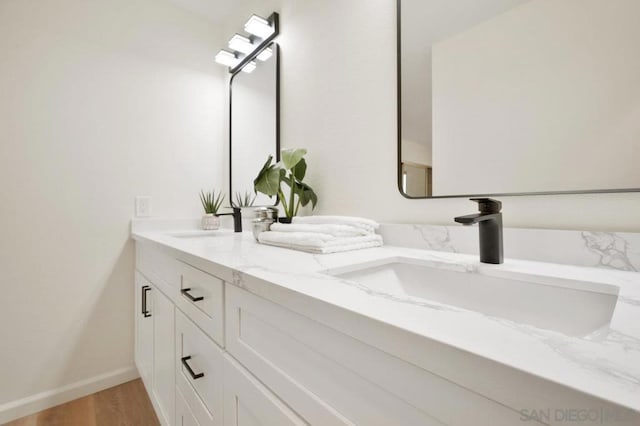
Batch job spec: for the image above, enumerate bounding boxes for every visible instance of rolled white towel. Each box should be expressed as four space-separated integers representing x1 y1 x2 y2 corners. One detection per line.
258 231 383 254
291 215 379 234
270 223 369 237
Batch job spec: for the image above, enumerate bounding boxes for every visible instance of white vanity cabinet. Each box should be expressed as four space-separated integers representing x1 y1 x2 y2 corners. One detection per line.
134 271 175 426
134 272 153 388
175 309 224 426
176 387 200 426
224 284 538 426
175 261 225 346
134 244 537 426
223 355 306 426
134 242 637 426
136 244 294 426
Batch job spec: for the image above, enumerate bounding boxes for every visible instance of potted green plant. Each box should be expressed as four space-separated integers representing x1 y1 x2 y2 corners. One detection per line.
199 190 225 230
231 191 257 209
253 148 318 223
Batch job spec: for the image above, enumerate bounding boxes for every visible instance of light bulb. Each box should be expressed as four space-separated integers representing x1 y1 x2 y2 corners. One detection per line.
214 50 237 67
228 34 254 55
256 47 273 62
241 61 257 73
244 15 274 39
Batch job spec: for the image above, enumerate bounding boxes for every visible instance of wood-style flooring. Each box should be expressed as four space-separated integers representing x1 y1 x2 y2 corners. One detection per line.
5 379 159 426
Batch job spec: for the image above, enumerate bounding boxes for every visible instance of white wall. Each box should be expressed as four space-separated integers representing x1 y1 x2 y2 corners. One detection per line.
0 0 226 417
402 139 431 166
224 0 640 232
400 0 528 169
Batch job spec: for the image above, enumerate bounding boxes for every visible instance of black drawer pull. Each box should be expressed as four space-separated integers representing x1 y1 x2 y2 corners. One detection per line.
181 356 204 380
181 288 204 302
142 286 151 318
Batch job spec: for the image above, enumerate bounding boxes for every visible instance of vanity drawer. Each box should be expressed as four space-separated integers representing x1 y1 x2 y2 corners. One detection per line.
176 261 225 346
176 309 223 426
136 244 181 301
176 387 201 426
223 354 306 426
225 285 538 426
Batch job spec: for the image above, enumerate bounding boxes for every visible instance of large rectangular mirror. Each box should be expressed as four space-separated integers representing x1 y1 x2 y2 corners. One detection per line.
230 42 279 206
398 0 640 198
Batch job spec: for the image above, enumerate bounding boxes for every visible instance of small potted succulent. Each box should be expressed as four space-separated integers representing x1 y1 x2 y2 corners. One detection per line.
253 148 318 223
231 191 257 209
199 190 225 230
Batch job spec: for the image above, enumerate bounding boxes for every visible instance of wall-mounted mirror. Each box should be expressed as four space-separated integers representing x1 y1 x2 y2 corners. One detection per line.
230 42 279 206
398 0 640 198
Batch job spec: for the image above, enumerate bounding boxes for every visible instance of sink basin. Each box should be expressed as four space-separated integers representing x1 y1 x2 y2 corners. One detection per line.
166 230 224 239
326 257 619 337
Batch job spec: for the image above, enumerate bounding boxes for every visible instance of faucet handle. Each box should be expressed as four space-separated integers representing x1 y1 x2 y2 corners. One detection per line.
469 198 502 213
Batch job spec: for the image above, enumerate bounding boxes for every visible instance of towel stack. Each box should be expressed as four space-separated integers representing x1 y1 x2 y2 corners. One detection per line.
258 216 383 254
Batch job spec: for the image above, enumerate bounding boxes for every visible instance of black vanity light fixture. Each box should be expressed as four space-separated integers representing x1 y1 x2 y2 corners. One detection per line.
214 12 280 74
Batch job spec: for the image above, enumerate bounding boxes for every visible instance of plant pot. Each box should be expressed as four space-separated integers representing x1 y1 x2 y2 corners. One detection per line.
278 217 293 224
201 214 220 230
241 208 254 234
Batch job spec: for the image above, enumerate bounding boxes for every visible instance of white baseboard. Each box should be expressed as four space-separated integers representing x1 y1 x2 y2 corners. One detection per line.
0 365 139 424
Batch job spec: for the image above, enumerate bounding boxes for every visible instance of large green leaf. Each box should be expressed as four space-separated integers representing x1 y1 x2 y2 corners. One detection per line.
295 181 318 209
254 167 281 197
281 148 307 170
292 158 307 181
280 173 293 189
253 155 281 197
255 155 274 182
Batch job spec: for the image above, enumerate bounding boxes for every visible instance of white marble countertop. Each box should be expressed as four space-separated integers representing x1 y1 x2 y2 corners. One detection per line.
132 220 640 414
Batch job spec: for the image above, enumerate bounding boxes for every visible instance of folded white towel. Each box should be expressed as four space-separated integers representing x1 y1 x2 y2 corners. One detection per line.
258 231 383 254
270 223 369 237
291 215 379 234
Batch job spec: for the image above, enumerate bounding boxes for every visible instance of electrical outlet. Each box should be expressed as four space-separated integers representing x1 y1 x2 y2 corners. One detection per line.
135 196 152 217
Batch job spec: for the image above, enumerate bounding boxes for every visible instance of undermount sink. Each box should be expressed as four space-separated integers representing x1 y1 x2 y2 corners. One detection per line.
166 230 224 239
326 257 619 337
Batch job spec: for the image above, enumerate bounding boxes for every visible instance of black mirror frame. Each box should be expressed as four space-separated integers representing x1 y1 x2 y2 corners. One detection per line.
396 0 640 199
229 42 281 207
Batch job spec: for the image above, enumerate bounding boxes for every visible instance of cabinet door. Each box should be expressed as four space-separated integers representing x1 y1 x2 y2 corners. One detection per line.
175 310 223 426
135 272 153 390
176 387 201 426
223 355 306 426
153 286 176 426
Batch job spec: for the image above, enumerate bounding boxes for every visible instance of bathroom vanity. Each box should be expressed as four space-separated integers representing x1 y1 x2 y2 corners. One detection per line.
134 10 640 423
132 220 640 426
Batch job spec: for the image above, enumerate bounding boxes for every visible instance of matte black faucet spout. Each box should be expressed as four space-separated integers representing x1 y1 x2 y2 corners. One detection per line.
454 198 503 264
217 207 243 233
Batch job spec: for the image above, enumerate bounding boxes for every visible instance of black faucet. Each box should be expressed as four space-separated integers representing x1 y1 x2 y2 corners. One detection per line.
454 198 503 264
217 207 243 233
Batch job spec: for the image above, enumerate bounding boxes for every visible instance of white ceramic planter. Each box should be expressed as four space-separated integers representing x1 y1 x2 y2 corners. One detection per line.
201 214 220 230
241 208 254 234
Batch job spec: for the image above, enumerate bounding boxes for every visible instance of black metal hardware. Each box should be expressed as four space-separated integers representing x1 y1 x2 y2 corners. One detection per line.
181 288 204 302
181 356 205 380
142 285 151 318
396 0 640 199
470 197 502 214
216 207 243 233
454 198 504 264
229 42 280 215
